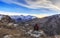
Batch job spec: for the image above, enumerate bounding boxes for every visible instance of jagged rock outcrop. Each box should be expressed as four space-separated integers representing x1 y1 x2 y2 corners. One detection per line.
1 15 14 23
0 15 16 29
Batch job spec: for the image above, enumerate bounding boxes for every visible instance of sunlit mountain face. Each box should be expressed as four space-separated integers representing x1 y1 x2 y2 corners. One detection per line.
0 0 60 18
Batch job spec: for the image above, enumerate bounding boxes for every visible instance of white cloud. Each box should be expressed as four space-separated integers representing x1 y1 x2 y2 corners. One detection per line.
0 11 51 18
25 0 60 11
0 11 29 16
0 0 60 11
49 0 60 8
0 11 60 18
0 0 60 18
25 0 51 8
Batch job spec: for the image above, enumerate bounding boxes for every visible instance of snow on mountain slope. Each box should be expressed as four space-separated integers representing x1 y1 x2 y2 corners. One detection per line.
10 15 37 22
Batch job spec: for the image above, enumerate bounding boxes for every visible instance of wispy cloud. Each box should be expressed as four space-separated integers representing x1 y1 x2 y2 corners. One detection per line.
0 11 49 18
0 0 60 11
0 11 30 16
25 0 60 11
0 11 59 18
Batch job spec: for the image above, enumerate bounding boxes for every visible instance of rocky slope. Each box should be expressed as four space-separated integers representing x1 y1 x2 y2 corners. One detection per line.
0 14 60 38
25 14 60 36
39 14 60 36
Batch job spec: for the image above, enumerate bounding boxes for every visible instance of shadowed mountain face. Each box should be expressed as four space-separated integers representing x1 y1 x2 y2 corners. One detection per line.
38 14 60 36
0 14 60 37
10 15 37 22
26 14 60 36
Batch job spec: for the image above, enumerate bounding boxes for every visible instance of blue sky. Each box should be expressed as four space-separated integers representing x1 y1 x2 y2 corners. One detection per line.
0 0 60 18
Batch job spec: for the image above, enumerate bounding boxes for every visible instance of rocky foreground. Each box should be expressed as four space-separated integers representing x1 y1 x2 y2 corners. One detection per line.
0 23 60 38
0 14 60 38
0 15 37 38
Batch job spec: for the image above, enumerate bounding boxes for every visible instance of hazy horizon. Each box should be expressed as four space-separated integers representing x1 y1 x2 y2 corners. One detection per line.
0 0 60 18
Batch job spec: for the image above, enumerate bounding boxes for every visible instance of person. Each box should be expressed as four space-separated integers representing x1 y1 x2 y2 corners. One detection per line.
33 24 48 38
34 24 39 31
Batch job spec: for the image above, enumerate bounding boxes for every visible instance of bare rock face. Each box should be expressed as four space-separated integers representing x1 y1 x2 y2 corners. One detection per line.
3 35 13 38
39 14 60 36
27 14 60 36
1 15 14 23
0 15 16 29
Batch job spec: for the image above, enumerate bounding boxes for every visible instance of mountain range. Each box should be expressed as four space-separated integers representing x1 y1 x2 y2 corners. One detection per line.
10 15 37 22
0 15 37 23
0 14 60 36
25 14 60 36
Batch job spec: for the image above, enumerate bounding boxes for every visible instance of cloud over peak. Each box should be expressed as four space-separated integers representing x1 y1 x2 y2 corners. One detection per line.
0 11 50 18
